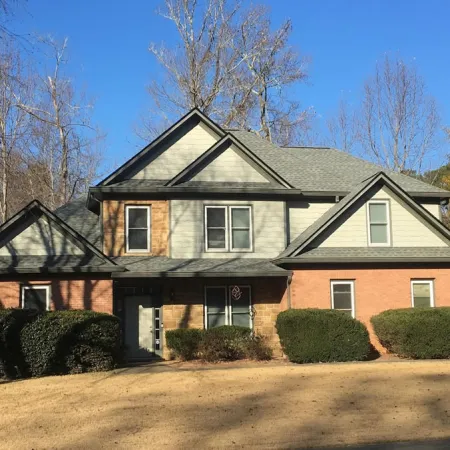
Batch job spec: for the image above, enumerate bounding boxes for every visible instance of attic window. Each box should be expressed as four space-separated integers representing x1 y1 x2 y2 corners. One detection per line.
126 206 151 252
367 200 391 246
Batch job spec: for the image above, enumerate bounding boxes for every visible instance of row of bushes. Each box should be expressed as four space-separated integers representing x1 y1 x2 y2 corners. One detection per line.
166 325 273 362
0 309 122 379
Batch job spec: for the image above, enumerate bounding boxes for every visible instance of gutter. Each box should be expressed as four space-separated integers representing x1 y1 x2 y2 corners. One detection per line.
274 257 450 265
0 266 126 274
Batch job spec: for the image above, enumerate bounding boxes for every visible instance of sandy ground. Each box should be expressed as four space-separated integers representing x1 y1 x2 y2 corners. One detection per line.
1 360 450 449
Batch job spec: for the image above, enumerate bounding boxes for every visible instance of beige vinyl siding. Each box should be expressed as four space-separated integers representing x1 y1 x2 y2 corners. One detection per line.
318 186 448 248
191 145 270 183
421 203 441 220
132 122 219 180
287 201 334 243
0 216 84 256
170 199 285 258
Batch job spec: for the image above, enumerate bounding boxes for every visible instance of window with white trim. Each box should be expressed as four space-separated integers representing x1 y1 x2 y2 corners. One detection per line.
126 206 151 252
205 285 252 328
411 280 434 308
331 280 355 317
22 285 50 311
367 200 390 246
205 206 252 252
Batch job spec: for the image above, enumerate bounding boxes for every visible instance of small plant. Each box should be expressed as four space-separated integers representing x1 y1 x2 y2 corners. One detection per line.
165 328 203 360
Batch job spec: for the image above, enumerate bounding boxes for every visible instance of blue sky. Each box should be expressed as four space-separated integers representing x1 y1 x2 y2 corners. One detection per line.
11 0 450 168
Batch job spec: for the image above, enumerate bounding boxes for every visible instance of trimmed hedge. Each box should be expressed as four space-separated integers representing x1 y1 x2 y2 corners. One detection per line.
165 328 203 360
276 309 371 363
371 308 450 359
0 309 123 379
165 326 273 362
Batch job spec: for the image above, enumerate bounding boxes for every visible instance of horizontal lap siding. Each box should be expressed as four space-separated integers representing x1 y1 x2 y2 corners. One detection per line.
170 200 286 258
0 279 113 313
290 267 450 352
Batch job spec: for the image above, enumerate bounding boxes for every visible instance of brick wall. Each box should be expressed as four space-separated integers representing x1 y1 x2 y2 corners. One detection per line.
103 200 169 257
290 267 450 352
0 278 113 313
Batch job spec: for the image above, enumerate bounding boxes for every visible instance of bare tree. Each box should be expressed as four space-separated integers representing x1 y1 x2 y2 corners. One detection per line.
17 36 103 209
326 99 356 152
144 0 310 146
357 55 441 173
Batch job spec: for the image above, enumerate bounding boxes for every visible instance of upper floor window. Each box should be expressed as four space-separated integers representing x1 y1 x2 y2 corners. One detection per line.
367 200 390 246
205 205 252 252
126 206 151 252
411 280 434 308
22 285 50 311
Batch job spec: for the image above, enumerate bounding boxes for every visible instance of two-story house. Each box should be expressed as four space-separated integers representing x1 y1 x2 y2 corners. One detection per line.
0 108 449 359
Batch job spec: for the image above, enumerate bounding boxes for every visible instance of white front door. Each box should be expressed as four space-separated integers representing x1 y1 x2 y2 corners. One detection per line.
124 295 154 360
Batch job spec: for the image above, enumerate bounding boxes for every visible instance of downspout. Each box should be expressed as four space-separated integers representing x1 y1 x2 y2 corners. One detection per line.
286 273 293 309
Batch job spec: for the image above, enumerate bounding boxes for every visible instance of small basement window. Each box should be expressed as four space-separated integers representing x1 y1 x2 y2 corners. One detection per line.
331 280 355 318
22 285 50 311
367 200 391 246
126 206 151 252
411 280 434 308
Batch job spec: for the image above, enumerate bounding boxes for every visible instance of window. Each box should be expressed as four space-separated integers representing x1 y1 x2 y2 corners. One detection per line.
126 206 151 252
331 281 355 317
367 200 390 246
411 280 434 308
22 285 50 311
204 206 252 252
205 285 252 328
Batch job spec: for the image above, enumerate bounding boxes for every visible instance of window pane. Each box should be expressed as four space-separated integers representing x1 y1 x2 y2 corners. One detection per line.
128 208 148 228
206 288 226 313
333 292 352 310
206 208 225 227
128 229 148 250
413 283 431 307
231 208 250 228
232 229 250 249
232 312 251 327
230 287 250 313
207 314 226 328
207 228 226 249
370 224 388 244
369 203 387 223
332 284 351 294
23 288 47 311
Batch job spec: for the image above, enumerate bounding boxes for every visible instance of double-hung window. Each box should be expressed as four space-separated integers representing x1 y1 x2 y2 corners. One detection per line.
367 200 391 246
205 206 252 252
22 285 50 311
411 280 434 308
205 286 252 328
331 280 355 317
126 206 151 252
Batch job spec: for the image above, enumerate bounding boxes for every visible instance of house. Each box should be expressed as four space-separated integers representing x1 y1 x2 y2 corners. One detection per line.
0 108 449 359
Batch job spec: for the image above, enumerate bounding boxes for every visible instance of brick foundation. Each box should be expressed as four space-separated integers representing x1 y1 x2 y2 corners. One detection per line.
290 267 450 352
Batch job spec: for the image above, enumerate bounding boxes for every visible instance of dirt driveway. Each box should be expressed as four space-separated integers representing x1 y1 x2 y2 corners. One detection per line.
1 360 450 449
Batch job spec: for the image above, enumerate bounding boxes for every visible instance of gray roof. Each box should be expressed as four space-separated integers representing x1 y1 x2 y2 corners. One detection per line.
277 247 450 263
55 197 102 250
111 256 290 277
0 255 119 273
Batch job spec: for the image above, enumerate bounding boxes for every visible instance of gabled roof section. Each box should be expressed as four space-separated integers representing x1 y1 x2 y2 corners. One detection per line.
98 108 226 186
166 134 293 188
0 200 122 273
276 172 450 259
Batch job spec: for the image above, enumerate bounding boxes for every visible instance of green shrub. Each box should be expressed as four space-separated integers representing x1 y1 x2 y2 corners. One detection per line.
371 308 450 359
245 334 273 361
165 328 203 360
276 309 371 363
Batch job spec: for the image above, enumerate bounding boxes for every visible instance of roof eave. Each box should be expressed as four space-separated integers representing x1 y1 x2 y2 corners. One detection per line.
112 270 291 278
274 257 450 265
0 266 125 274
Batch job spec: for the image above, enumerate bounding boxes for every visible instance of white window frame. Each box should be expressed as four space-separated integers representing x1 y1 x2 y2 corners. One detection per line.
229 206 253 252
125 205 151 253
204 285 252 328
411 279 435 308
330 280 355 318
204 205 253 252
366 200 391 247
21 285 50 311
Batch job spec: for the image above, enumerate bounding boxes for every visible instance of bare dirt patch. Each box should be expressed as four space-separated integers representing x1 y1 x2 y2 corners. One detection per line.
1 360 450 449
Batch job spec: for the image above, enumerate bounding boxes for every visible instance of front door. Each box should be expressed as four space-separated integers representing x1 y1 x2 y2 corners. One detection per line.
124 295 154 360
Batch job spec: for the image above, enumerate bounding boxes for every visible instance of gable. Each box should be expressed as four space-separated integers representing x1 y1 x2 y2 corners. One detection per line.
132 121 219 180
190 144 270 183
313 186 449 248
0 214 84 257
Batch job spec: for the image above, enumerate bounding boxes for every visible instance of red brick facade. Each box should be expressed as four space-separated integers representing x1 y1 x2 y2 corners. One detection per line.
290 267 450 351
0 278 113 314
